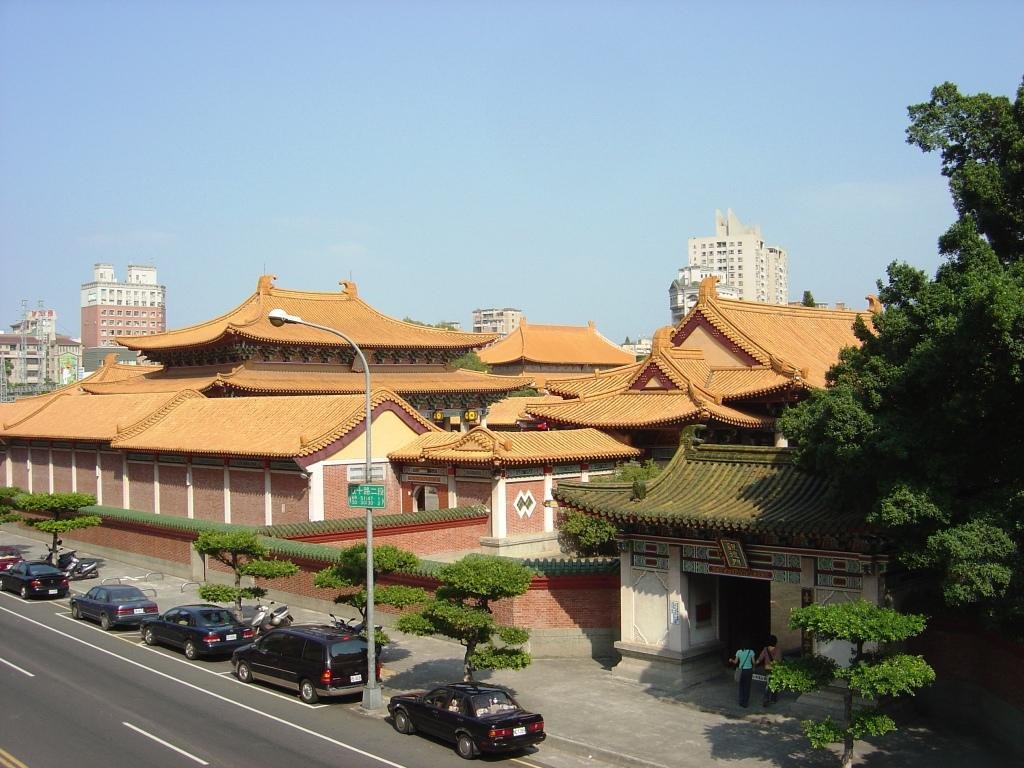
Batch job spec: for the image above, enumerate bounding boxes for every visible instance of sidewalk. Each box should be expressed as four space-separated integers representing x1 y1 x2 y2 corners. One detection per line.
0 529 1011 768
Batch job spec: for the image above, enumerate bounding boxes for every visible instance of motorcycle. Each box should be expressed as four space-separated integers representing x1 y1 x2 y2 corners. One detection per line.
251 600 293 637
328 612 381 635
55 549 100 580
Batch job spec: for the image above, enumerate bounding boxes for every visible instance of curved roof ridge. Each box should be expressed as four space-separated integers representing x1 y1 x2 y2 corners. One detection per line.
113 389 207 440
1 390 73 430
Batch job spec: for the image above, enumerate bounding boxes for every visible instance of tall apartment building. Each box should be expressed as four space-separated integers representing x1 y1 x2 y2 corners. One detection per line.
472 307 523 336
80 263 166 348
1 306 82 390
669 210 788 321
668 265 743 324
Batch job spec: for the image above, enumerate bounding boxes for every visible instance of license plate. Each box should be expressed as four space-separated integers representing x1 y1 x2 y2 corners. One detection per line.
47 589 58 594
225 634 237 641
133 608 144 614
349 674 362 683
513 726 526 736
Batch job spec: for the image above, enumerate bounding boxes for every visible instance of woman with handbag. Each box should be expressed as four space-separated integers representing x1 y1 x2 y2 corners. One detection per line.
729 642 757 707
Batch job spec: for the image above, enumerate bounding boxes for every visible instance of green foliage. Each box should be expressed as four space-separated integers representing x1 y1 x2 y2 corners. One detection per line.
448 351 490 372
0 511 21 523
557 509 619 556
774 600 934 767
613 459 662 483
0 487 23 507
802 290 817 307
506 388 540 398
15 492 100 563
779 78 1024 634
192 530 298 617
396 554 533 680
314 543 426 643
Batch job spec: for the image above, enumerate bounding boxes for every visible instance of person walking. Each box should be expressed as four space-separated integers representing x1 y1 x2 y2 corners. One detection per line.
730 642 757 707
756 634 781 706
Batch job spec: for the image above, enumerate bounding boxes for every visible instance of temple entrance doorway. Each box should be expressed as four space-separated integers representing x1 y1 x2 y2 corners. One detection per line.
718 576 771 657
413 485 440 512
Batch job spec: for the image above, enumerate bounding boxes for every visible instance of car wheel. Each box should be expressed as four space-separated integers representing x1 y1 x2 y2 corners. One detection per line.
393 709 415 735
100 612 112 631
236 661 253 683
19 585 29 599
456 733 477 760
299 679 319 704
143 627 157 646
184 639 199 660
71 603 82 620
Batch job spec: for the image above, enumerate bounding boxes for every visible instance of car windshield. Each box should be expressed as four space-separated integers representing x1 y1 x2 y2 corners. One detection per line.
107 586 146 600
471 691 517 715
197 609 235 626
26 563 60 576
328 638 367 660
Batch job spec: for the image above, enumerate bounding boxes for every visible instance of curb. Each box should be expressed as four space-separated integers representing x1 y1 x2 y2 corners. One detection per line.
544 733 672 768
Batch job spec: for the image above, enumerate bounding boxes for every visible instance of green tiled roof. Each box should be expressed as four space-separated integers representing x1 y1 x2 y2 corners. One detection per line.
263 506 487 539
554 443 860 535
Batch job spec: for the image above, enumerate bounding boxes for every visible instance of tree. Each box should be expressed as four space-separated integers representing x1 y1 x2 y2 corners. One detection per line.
192 530 299 618
396 554 533 681
770 601 935 768
15 492 101 564
313 543 428 643
802 290 817 307
0 486 23 523
778 78 1024 634
447 350 490 372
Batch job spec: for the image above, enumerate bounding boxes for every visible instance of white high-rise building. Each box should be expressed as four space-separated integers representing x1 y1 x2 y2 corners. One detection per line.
472 307 523 336
671 210 788 319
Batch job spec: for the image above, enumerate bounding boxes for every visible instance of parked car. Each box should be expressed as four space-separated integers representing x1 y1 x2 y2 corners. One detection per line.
70 584 159 630
388 683 545 759
140 604 253 659
231 624 381 704
0 560 70 599
0 545 24 572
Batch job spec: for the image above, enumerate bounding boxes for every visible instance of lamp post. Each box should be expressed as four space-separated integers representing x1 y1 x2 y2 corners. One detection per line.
267 308 383 710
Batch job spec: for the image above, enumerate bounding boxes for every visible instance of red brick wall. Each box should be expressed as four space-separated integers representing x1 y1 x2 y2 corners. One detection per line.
506 479 545 535
158 465 188 516
498 577 619 629
66 522 193 565
75 450 98 497
192 466 225 522
270 473 308 525
52 449 73 492
100 452 123 506
127 462 156 513
230 469 265 527
454 480 491 508
9 446 28 489
31 448 49 492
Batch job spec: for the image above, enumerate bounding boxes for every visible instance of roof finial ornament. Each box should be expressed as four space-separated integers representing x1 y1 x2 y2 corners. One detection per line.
866 294 881 313
257 275 276 295
339 280 358 297
679 425 705 454
697 275 720 303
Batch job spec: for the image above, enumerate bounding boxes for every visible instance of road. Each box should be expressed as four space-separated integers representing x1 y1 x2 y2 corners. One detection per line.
0 591 557 768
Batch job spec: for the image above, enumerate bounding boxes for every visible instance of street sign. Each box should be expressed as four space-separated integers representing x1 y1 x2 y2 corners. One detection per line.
348 483 386 509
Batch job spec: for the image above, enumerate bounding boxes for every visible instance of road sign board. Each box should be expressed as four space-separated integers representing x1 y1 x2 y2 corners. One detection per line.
348 483 386 509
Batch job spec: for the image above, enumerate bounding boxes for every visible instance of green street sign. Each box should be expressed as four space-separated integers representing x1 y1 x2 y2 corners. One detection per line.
348 483 386 509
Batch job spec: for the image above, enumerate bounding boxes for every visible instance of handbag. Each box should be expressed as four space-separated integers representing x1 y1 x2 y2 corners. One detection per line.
733 666 742 682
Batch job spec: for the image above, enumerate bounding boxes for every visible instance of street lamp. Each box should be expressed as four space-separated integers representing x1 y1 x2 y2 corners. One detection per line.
267 308 383 711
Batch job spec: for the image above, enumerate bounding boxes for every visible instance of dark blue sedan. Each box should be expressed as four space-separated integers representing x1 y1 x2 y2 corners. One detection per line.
70 584 159 630
0 561 69 599
140 604 254 659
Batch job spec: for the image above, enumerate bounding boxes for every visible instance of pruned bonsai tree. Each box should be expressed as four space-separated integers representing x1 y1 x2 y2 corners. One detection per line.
192 530 299 619
15 492 101 563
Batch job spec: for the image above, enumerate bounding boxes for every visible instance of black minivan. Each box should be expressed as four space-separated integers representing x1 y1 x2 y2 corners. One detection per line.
231 624 380 703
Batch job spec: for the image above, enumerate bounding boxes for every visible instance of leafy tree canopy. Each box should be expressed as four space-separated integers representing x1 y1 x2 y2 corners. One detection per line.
801 290 817 307
778 78 1024 634
15 492 100 563
193 530 299 617
447 351 489 372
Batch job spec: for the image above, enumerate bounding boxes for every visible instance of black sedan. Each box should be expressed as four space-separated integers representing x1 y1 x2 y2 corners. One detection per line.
140 604 254 659
70 584 159 630
0 560 69 599
388 683 545 759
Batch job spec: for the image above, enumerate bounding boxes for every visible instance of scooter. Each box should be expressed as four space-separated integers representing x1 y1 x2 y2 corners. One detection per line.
56 549 100 580
251 600 293 637
328 612 381 635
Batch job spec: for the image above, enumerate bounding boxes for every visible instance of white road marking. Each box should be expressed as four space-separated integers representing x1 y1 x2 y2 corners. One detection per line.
0 605 401 766
0 656 35 677
123 721 209 765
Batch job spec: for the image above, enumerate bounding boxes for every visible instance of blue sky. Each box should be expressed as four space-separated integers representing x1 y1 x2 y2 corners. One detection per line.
2 1 1021 345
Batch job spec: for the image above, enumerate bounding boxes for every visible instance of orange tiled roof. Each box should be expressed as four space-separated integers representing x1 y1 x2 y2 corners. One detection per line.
675 277 874 389
111 389 436 458
81 365 228 395
389 425 640 466
116 275 497 353
478 319 634 367
526 389 771 430
484 395 565 427
0 391 195 441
